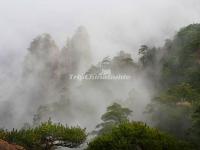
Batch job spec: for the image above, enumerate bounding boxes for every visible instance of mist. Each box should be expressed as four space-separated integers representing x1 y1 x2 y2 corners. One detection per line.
0 0 200 132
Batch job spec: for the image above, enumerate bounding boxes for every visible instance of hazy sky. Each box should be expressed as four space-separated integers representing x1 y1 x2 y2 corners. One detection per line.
0 0 200 67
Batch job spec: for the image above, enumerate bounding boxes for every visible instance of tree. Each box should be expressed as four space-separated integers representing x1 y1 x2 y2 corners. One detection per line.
139 45 148 55
95 103 132 135
0 119 86 150
111 51 137 74
154 83 200 104
146 83 200 138
159 24 200 89
190 102 200 148
138 45 157 69
87 122 194 150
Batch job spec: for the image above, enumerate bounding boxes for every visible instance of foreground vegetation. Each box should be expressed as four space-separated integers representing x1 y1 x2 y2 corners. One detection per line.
87 122 194 150
0 103 194 150
0 119 86 150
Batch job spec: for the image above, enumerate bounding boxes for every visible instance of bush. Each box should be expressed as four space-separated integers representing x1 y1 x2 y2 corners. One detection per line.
86 122 193 150
0 119 86 150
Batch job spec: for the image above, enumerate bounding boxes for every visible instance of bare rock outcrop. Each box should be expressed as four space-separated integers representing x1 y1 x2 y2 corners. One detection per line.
0 140 25 150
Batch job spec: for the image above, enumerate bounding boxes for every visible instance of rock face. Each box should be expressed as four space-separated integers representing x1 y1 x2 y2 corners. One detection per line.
21 33 61 110
0 140 25 150
60 26 92 74
0 26 93 128
23 33 59 79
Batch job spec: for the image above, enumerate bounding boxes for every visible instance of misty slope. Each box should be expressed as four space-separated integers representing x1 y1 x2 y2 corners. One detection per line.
0 26 152 131
142 24 200 148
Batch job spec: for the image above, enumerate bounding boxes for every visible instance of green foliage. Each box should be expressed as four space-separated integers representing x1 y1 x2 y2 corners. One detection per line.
176 24 200 52
146 102 192 138
95 103 132 135
145 83 200 138
154 83 200 104
86 51 137 76
145 24 200 148
160 24 200 89
189 102 200 148
87 122 194 150
86 65 101 74
111 51 137 74
192 104 200 135
101 103 132 122
138 45 157 67
0 119 86 150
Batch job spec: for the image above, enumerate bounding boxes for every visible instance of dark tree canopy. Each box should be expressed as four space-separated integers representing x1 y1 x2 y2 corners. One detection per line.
95 102 132 135
87 122 194 150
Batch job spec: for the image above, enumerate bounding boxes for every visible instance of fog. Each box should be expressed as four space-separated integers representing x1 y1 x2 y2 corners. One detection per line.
0 0 200 131
1 0 200 60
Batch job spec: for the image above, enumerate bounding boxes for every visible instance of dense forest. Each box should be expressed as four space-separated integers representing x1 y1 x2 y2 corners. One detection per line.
1 23 200 150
